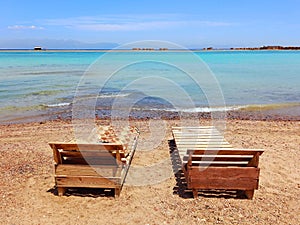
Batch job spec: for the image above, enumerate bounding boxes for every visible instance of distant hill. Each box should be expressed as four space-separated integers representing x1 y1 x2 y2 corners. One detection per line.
0 39 119 49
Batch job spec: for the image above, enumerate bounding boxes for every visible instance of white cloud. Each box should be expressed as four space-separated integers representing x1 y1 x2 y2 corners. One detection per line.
8 25 45 30
75 21 182 31
197 21 234 27
42 14 235 31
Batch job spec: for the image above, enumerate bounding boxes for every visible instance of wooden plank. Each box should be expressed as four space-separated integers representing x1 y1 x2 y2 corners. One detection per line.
172 126 216 130
185 161 249 166
175 133 221 135
50 144 62 164
187 167 260 190
183 155 253 162
59 150 125 159
188 178 258 190
188 167 260 179
49 143 124 151
61 157 122 165
173 132 221 137
172 128 219 133
173 128 219 132
186 149 264 155
173 129 216 131
55 164 120 177
177 147 235 153
176 145 232 149
173 129 220 132
177 148 238 158
176 142 229 146
175 142 229 146
176 145 231 149
175 138 228 141
55 176 120 188
174 137 224 141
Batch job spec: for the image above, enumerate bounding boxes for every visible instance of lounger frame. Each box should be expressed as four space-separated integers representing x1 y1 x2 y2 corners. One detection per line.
49 128 139 197
172 126 263 199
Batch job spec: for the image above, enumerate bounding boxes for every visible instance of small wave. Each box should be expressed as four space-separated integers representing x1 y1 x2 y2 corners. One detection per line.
27 90 63 96
155 106 244 113
97 93 131 98
21 70 84 75
46 102 71 108
240 103 300 111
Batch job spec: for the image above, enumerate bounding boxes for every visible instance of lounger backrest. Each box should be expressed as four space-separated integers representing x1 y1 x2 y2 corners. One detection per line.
185 149 264 167
49 143 124 166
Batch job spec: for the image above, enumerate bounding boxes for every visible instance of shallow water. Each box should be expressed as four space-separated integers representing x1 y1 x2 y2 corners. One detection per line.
0 50 299 123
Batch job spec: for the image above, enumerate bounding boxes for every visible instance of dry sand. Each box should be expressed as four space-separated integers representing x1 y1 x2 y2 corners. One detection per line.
0 119 299 225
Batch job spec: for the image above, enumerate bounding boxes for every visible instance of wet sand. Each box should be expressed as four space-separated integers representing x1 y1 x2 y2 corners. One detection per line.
0 117 299 224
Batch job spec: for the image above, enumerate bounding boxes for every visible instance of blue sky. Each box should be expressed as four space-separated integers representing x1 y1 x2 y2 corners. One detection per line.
1 0 300 48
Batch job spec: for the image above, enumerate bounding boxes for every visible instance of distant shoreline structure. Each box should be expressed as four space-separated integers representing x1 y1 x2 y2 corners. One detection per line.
202 45 300 51
1 45 300 52
230 46 300 51
33 46 43 51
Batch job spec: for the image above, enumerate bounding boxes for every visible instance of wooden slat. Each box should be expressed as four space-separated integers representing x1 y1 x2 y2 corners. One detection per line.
186 149 264 155
50 144 61 164
49 142 124 151
188 178 258 190
172 126 216 130
172 127 218 132
177 142 231 145
187 167 260 190
62 157 124 165
176 145 232 149
175 138 228 141
174 137 226 141
184 161 249 166
177 147 235 153
55 164 120 176
172 126 220 133
173 129 217 132
55 176 120 188
174 134 220 136
176 141 230 145
173 132 220 135
173 128 219 131
173 132 221 137
188 167 260 180
183 155 253 162
59 150 125 159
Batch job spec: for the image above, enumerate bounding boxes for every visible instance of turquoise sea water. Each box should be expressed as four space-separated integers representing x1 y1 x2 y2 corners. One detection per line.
0 50 299 123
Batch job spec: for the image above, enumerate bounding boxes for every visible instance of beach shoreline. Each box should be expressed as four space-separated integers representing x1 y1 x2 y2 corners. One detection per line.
0 118 299 224
1 48 300 52
1 104 299 125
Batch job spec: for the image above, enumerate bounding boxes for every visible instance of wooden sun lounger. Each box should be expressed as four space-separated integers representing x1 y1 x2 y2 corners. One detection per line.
49 126 139 197
172 126 264 199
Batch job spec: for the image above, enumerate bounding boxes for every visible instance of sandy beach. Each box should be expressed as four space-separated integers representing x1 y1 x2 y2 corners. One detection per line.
0 118 299 225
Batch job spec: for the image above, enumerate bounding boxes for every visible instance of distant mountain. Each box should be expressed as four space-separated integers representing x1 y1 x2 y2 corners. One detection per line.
0 39 119 49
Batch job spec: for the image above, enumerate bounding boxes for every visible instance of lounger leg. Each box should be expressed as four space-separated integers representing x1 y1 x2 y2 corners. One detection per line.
112 166 118 176
245 190 254 199
192 189 198 198
57 187 65 196
115 188 121 197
